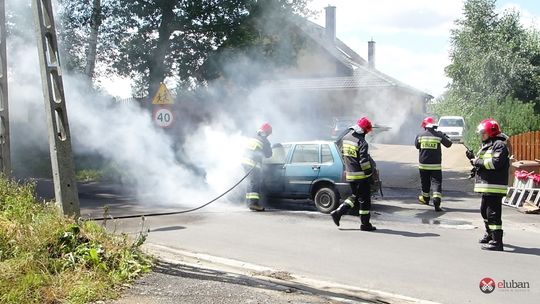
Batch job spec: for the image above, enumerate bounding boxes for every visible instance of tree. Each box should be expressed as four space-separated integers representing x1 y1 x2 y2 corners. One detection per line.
58 0 312 97
434 0 540 147
199 0 313 86
445 0 540 112
105 0 256 97
57 0 118 81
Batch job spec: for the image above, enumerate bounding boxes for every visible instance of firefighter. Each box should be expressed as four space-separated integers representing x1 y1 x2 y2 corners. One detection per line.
467 119 509 251
414 117 452 211
330 117 377 231
242 123 273 211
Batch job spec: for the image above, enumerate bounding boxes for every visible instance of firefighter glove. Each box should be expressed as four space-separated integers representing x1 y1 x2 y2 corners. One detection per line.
470 158 482 168
465 150 475 160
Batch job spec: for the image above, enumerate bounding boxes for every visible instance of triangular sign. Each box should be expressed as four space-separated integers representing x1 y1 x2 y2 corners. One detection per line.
151 83 174 105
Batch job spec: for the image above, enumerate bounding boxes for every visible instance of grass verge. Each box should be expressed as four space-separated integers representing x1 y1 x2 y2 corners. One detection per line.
0 177 152 304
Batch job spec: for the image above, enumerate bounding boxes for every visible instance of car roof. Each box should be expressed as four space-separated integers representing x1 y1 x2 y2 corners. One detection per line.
439 116 464 120
277 140 336 145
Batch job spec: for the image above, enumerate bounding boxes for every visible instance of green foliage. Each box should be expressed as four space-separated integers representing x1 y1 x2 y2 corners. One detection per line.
76 169 103 182
465 98 540 150
199 0 314 87
445 0 540 112
0 178 152 304
57 0 313 95
434 0 540 150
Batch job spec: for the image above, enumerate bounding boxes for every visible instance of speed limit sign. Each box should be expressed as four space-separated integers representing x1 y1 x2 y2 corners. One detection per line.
153 107 174 128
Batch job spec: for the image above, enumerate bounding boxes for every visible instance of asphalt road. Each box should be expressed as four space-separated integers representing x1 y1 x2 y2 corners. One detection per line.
36 145 540 304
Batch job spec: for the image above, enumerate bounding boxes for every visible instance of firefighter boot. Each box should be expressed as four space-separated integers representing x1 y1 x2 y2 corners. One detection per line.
330 203 351 227
360 213 377 231
418 195 430 205
478 232 492 244
479 223 492 244
481 230 503 251
433 198 443 212
248 202 265 212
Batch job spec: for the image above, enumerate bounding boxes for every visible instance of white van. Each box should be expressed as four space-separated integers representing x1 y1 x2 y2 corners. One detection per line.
437 116 465 143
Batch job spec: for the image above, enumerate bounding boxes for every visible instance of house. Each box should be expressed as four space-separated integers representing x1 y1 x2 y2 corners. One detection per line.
262 6 433 144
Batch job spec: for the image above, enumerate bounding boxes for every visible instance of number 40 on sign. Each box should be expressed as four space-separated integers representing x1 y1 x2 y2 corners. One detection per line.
153 107 174 128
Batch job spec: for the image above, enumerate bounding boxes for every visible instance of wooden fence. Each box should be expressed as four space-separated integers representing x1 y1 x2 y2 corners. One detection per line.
509 131 540 161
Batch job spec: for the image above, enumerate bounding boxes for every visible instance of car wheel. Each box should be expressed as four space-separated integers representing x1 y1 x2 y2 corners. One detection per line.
314 186 339 214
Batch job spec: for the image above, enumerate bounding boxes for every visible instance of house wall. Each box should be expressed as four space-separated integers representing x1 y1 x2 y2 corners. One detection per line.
283 40 352 78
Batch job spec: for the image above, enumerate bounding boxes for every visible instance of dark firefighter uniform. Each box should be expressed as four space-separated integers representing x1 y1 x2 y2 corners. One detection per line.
472 134 509 251
242 133 272 211
414 128 452 211
330 128 376 231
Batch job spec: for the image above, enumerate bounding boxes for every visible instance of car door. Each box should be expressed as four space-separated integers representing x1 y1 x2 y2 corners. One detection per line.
285 144 320 195
262 144 291 196
316 143 340 182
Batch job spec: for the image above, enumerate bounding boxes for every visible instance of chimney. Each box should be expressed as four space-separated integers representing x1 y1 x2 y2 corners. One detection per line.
368 40 376 68
325 6 336 42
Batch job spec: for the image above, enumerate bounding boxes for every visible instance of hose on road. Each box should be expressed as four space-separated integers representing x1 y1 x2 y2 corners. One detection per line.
85 167 253 221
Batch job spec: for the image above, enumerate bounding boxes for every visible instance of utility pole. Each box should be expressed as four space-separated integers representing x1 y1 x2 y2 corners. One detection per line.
0 0 10 177
32 0 80 217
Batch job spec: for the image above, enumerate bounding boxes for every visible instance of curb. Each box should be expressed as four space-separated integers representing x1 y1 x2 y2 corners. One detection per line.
144 243 440 304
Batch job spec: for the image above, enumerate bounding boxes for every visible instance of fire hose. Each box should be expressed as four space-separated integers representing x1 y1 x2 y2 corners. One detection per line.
86 167 254 221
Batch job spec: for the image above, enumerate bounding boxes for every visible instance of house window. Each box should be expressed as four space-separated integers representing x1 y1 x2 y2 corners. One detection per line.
291 144 319 163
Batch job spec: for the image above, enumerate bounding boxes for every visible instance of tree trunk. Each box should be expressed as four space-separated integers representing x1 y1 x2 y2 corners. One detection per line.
85 0 102 80
148 1 176 97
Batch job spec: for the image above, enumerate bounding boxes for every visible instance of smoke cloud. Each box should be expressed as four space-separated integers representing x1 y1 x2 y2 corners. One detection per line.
6 1 425 211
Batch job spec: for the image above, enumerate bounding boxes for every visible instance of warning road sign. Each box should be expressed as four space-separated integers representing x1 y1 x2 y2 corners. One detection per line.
151 83 174 105
153 107 174 128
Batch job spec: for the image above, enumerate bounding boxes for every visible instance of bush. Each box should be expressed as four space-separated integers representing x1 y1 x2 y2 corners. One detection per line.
463 97 540 150
430 96 540 150
0 178 152 304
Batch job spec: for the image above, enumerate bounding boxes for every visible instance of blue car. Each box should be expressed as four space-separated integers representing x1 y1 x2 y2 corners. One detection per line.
262 140 382 213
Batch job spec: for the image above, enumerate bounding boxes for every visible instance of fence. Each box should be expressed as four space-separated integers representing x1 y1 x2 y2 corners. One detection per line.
509 131 540 161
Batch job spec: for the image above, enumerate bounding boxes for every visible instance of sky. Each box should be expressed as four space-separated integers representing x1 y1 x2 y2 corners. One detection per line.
307 0 540 98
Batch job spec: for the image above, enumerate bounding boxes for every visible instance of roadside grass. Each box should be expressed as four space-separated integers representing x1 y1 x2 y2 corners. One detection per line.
0 177 152 304
76 169 103 183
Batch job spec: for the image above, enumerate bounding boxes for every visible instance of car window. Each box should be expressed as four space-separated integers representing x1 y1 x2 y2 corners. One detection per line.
266 144 291 164
291 144 319 163
439 118 464 127
321 144 334 163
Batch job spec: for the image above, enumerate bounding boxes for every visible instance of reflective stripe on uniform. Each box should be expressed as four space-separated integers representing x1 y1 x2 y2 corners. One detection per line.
419 136 442 142
421 191 430 197
246 192 260 200
474 183 508 194
483 157 495 169
344 198 355 208
345 171 372 181
419 163 442 170
342 140 359 157
247 138 263 150
242 157 261 168
360 161 371 170
488 224 502 230
359 210 370 215
433 192 442 198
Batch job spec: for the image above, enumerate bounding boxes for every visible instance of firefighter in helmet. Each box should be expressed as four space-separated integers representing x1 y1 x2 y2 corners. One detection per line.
467 119 509 251
330 117 377 231
415 117 452 211
242 123 273 211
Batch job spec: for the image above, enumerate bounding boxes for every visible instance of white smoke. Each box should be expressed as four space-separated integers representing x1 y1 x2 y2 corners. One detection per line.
6 0 248 208
6 0 426 211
